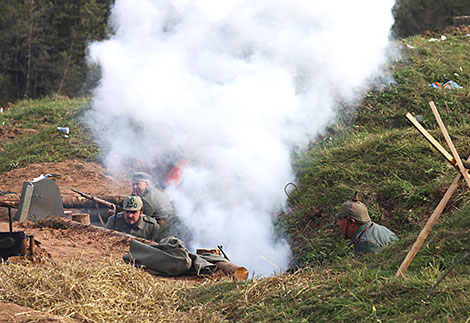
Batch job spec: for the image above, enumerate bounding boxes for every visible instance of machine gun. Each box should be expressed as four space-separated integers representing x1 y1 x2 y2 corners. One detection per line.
71 188 122 212
0 206 34 261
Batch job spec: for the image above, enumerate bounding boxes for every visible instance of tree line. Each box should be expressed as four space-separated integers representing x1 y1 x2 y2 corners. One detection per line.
0 0 110 105
392 0 470 38
0 0 468 105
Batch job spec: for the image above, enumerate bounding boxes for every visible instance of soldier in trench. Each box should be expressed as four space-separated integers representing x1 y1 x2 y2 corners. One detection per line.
131 171 175 226
105 195 161 242
335 192 398 258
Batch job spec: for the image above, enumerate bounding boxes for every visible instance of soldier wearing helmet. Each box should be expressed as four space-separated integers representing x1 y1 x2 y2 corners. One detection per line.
105 195 161 242
131 171 175 226
335 192 397 258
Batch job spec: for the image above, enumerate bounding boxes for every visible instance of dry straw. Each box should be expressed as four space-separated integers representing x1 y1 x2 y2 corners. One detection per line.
0 258 207 322
0 256 321 322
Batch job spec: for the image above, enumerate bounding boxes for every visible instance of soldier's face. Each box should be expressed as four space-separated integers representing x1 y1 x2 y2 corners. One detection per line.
124 210 142 225
336 217 351 239
132 180 148 196
336 216 358 239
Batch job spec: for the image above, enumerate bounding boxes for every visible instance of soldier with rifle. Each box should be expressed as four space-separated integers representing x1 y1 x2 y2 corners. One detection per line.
104 195 161 242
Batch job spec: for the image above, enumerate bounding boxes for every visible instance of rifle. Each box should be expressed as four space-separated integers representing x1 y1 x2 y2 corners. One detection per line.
71 188 122 212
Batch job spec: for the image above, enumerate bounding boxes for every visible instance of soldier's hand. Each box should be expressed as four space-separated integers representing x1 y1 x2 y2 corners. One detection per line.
108 204 116 215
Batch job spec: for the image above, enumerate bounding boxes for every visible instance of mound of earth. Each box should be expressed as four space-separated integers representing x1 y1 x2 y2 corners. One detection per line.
0 160 224 321
0 160 129 199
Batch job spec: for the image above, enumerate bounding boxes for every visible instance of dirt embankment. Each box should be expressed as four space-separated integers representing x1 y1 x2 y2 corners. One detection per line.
0 160 166 321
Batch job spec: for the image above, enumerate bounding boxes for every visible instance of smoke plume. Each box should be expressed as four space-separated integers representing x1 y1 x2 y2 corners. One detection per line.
87 0 396 276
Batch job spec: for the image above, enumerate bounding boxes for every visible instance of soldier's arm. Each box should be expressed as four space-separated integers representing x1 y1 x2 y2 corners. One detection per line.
104 215 116 229
152 190 175 220
142 215 161 242
151 224 161 243
141 196 157 218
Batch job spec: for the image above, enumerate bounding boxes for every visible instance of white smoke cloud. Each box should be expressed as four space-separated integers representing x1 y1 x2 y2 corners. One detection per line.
87 0 396 276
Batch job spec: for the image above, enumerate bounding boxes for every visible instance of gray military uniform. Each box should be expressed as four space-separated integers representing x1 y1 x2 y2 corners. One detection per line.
105 212 160 242
350 221 398 258
141 186 175 222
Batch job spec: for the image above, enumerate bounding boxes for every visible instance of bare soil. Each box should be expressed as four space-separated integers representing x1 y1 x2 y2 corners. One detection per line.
0 160 129 199
0 126 37 151
0 159 215 321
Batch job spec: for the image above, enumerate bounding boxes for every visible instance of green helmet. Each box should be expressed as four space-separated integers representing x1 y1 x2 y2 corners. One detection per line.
123 195 143 211
336 192 371 223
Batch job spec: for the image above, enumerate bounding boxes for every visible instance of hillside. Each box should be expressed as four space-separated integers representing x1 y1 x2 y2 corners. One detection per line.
1 31 470 321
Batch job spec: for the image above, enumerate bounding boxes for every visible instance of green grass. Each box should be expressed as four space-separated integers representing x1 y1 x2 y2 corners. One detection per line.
178 204 470 322
0 96 99 171
174 34 470 322
354 35 470 132
285 33 470 267
1 33 470 322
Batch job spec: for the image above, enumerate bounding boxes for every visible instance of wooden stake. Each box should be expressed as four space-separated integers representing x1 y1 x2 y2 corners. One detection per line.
405 113 457 169
396 103 470 277
396 172 462 277
429 101 470 189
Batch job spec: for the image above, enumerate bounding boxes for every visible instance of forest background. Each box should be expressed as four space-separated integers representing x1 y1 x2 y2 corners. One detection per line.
0 0 469 105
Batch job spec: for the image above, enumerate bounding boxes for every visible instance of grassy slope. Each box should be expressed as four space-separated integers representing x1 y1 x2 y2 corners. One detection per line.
1 34 470 322
181 34 470 321
0 95 99 171
286 34 470 266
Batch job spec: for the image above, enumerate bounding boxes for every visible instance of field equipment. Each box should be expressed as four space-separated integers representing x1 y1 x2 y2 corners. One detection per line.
0 206 34 261
15 179 64 222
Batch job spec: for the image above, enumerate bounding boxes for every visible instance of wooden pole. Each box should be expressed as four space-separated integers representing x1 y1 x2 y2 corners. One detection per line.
396 103 470 277
396 172 462 277
405 112 457 169
429 101 470 189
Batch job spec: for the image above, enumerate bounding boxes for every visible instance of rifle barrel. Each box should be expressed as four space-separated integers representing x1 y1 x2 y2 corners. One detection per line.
71 188 119 210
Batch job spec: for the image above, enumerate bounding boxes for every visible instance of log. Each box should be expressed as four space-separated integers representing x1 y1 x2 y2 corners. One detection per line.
0 195 20 208
61 195 124 209
215 261 249 281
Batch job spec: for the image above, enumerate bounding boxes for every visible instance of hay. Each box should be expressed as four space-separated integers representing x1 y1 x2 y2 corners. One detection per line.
0 258 204 322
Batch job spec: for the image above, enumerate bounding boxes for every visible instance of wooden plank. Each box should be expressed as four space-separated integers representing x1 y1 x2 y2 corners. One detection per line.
429 101 470 189
396 171 463 277
405 112 457 168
